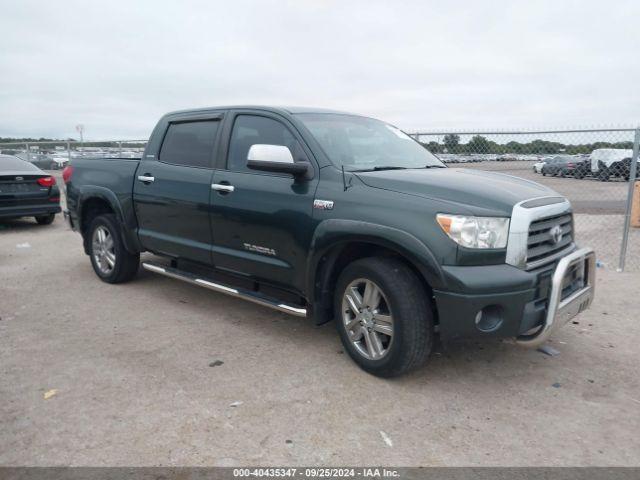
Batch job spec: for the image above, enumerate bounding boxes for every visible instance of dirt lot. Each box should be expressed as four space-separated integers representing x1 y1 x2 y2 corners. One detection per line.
457 160 630 215
1 209 640 466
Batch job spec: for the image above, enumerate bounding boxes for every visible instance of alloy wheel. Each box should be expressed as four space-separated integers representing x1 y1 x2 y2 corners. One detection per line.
92 225 116 275
341 278 394 360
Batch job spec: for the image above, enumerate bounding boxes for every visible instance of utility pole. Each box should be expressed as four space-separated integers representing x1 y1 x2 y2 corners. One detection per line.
75 124 84 145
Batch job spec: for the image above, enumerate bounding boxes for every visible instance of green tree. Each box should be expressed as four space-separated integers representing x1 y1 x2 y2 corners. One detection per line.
467 135 490 153
423 141 442 153
443 134 460 151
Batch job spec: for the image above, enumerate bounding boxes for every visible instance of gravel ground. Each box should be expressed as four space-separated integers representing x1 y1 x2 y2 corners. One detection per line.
1 212 640 466
456 160 630 215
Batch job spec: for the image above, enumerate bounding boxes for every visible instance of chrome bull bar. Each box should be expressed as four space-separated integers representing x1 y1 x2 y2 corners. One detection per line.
516 247 596 347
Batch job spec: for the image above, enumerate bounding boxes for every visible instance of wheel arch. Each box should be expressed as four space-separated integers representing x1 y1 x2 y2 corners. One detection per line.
78 187 140 255
306 219 445 325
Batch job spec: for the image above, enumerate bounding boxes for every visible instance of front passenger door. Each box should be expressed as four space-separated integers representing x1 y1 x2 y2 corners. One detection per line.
209 113 318 291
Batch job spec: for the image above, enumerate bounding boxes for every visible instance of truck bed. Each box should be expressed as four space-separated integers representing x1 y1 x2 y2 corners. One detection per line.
65 157 141 236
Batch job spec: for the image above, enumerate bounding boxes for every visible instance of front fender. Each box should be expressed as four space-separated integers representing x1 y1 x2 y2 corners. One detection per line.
305 219 446 324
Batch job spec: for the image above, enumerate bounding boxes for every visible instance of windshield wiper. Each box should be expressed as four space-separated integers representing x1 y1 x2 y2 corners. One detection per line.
423 165 446 169
350 166 409 172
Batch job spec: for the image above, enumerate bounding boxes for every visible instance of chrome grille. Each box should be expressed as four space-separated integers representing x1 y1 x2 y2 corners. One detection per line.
526 213 574 268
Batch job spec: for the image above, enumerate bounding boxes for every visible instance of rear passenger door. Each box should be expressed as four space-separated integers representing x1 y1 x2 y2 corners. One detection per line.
133 114 222 264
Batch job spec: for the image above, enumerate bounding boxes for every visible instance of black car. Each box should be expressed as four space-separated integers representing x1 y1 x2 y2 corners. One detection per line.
541 156 577 177
0 155 61 224
572 158 592 179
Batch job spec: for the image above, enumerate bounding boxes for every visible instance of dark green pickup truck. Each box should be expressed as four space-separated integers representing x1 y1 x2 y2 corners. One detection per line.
63 106 596 377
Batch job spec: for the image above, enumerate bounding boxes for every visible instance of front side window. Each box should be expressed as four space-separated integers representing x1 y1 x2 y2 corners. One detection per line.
159 120 219 168
227 115 306 172
296 113 444 171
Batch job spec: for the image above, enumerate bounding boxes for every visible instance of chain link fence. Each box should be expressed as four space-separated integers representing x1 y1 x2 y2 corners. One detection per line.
411 128 640 272
2 130 639 271
0 140 147 170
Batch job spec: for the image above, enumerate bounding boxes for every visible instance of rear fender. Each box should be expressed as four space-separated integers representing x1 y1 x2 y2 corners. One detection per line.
78 186 141 254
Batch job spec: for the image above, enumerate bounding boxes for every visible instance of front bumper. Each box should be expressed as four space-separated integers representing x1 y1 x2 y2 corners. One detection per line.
433 247 596 344
516 247 595 347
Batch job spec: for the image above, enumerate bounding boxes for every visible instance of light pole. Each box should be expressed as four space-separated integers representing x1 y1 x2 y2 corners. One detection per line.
75 124 84 145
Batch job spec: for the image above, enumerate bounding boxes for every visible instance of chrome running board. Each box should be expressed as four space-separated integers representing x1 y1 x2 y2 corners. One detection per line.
141 262 307 318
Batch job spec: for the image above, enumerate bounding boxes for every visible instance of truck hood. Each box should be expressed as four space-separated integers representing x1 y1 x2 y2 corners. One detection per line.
355 168 557 215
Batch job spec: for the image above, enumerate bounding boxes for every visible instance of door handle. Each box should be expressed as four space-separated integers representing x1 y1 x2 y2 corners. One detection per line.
211 183 235 193
137 175 155 183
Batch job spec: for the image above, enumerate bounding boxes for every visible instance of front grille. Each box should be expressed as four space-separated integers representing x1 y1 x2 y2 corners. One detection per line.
526 213 573 267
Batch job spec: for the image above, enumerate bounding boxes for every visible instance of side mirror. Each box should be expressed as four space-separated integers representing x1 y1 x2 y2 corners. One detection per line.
247 144 311 179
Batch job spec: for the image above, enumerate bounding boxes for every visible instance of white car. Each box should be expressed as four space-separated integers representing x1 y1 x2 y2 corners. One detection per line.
533 160 546 173
49 154 71 169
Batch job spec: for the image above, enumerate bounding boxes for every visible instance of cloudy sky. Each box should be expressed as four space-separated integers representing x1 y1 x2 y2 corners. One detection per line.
1 0 638 140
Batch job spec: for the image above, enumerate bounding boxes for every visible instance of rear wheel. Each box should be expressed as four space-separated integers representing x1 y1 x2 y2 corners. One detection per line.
35 214 55 225
88 214 139 283
334 257 433 377
598 167 610 182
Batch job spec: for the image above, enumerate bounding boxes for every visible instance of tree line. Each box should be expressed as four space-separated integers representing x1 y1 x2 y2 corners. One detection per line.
0 137 75 143
0 138 146 149
421 134 633 155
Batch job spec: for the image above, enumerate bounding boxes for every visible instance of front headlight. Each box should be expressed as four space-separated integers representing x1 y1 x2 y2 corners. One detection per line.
436 214 510 249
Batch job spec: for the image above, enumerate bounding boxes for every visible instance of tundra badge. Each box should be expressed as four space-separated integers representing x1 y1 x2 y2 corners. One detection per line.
313 199 334 210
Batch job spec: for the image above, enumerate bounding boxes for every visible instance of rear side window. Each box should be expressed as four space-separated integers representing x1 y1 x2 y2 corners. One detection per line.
227 115 306 172
159 120 219 168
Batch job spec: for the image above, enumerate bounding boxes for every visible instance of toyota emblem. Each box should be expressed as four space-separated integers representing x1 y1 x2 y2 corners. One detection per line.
549 225 563 245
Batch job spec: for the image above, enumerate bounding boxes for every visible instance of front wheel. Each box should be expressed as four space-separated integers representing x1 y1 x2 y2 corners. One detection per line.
88 214 139 284
334 257 433 377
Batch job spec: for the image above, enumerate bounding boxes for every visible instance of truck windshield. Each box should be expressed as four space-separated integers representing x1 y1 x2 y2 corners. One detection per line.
296 113 444 171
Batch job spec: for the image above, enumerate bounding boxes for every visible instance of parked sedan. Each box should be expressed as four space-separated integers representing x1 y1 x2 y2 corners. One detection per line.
533 159 547 173
541 156 578 177
0 155 61 224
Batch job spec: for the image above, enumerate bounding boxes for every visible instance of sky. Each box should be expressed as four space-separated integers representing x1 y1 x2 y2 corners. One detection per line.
1 0 639 140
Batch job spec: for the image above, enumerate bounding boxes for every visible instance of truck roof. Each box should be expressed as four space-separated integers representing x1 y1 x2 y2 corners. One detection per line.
165 105 359 117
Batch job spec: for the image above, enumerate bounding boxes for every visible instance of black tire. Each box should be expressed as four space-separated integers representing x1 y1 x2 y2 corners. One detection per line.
598 168 610 182
35 214 55 225
542 171 546 176
87 214 139 284
334 257 433 378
